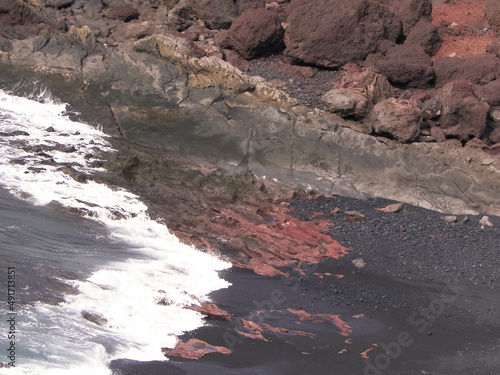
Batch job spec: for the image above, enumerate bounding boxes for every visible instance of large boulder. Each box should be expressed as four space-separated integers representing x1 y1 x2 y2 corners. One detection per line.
435 80 490 141
321 88 371 119
332 64 394 104
433 55 500 88
366 44 433 88
404 19 442 56
284 0 402 68
371 98 421 142
218 8 284 60
374 0 432 35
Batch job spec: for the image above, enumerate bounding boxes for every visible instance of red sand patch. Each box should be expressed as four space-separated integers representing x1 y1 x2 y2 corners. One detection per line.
432 0 498 58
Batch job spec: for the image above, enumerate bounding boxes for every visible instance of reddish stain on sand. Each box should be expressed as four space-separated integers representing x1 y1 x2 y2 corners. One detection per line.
287 309 352 336
360 347 375 359
235 318 316 341
352 314 365 319
313 272 332 278
203 203 349 276
162 339 231 359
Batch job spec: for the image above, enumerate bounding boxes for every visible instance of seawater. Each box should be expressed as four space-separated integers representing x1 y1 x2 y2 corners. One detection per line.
0 87 230 374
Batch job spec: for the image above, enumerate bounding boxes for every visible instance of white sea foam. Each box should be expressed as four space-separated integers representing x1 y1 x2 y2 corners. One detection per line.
0 89 230 373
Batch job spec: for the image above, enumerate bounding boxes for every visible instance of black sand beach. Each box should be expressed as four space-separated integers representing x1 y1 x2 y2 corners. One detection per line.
110 196 500 375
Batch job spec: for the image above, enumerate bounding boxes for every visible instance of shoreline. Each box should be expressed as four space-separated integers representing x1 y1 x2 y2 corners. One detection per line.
110 195 500 375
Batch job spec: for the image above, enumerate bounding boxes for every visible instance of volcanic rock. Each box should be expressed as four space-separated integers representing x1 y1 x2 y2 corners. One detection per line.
109 3 139 22
473 79 500 106
81 310 107 326
404 19 442 56
433 55 500 88
366 44 434 88
420 98 442 120
435 80 489 141
219 8 284 60
490 107 500 123
374 0 432 35
270 62 316 79
236 0 265 14
192 0 236 30
485 0 500 28
284 0 402 68
321 89 370 119
371 98 421 142
332 65 393 104
375 202 404 213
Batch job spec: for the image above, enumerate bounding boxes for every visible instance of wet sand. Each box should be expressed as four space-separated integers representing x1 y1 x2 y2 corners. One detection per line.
110 195 500 375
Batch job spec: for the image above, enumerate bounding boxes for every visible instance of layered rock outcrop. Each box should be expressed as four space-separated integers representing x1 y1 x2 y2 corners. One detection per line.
1 0 500 220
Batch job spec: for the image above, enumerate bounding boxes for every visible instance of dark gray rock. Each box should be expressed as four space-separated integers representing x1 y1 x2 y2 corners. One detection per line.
421 99 442 120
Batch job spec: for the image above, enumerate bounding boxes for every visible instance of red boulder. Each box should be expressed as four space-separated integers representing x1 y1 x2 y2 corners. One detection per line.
284 0 402 68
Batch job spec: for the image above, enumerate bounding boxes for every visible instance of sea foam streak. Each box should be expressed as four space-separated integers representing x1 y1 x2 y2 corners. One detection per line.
0 89 230 373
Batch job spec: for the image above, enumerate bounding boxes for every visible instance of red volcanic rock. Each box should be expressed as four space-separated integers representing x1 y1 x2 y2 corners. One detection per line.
185 302 233 321
487 40 500 58
220 8 284 59
371 98 421 142
366 44 434 88
195 0 237 30
433 55 500 88
270 62 316 79
222 48 251 71
488 124 500 144
473 79 500 106
110 3 139 22
436 80 489 141
162 339 231 359
374 0 432 35
405 19 442 57
485 0 500 28
284 0 402 68
236 0 265 14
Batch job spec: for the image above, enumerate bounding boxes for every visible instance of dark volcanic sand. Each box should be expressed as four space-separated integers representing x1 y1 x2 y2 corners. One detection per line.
110 196 500 375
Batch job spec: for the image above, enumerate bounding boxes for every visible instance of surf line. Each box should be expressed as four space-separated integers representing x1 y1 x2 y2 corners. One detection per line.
5 266 16 368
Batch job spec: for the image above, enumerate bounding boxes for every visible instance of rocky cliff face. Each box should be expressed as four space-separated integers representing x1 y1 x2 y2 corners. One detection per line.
1 0 500 216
